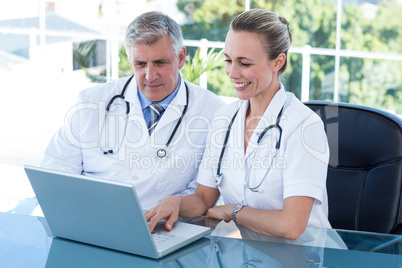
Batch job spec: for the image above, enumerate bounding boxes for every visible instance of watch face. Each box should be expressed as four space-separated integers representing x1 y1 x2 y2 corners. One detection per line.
234 204 243 212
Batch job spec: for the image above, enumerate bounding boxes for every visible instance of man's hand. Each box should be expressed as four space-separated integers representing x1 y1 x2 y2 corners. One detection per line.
145 196 182 232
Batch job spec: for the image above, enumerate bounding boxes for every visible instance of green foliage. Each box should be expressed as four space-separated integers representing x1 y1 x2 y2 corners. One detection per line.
73 40 97 68
180 47 225 84
118 46 132 77
340 0 402 113
73 0 402 114
177 0 402 113
178 0 245 41
73 40 108 83
207 66 235 97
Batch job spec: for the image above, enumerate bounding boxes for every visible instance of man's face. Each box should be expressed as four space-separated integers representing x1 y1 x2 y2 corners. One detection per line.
128 35 186 102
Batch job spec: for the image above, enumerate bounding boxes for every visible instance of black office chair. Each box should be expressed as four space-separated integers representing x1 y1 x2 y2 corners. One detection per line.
304 101 402 234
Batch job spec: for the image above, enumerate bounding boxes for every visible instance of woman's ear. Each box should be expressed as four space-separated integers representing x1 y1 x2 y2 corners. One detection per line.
273 53 286 72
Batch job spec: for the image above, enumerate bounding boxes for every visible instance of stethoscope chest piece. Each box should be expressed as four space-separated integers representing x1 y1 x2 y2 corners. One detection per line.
157 148 167 159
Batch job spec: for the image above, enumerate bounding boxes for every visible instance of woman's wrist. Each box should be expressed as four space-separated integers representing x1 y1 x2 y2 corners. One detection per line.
231 204 246 224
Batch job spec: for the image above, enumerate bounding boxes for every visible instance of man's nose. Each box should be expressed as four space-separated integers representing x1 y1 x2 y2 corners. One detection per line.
145 65 156 81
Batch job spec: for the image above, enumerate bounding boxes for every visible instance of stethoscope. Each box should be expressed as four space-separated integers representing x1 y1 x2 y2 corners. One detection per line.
99 75 189 158
215 105 284 193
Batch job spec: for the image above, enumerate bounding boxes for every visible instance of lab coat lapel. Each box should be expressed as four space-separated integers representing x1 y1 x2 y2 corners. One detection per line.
244 86 287 161
123 77 149 138
152 80 187 134
243 100 257 162
231 100 248 165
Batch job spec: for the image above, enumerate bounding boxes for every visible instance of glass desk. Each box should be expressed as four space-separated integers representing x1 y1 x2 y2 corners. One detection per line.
0 212 401 267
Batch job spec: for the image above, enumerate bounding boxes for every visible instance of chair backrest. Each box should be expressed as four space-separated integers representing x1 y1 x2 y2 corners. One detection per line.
304 101 402 234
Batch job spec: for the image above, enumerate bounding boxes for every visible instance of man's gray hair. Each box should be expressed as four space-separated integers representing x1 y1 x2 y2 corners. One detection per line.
125 11 184 60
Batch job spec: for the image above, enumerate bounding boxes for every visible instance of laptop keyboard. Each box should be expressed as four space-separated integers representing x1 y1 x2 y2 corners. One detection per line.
152 232 175 245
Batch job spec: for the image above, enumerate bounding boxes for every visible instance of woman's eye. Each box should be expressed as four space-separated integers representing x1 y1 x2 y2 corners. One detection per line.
241 63 250 67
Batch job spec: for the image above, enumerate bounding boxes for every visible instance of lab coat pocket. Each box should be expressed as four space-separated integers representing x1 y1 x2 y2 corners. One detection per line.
248 166 282 188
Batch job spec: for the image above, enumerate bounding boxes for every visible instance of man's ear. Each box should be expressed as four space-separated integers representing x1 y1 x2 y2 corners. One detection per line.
273 53 286 72
178 46 186 69
126 48 135 74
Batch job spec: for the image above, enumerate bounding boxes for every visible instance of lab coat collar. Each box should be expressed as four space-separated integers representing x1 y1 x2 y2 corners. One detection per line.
153 78 187 132
122 76 149 137
123 76 142 114
124 76 187 135
244 83 287 160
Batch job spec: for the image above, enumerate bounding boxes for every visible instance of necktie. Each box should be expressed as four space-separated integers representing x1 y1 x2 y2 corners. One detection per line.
148 102 164 135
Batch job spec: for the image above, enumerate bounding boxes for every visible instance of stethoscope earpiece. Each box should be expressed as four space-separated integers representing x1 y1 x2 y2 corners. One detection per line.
103 150 114 155
215 174 223 187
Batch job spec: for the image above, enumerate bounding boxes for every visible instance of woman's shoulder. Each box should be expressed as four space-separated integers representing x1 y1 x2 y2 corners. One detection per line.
283 92 324 129
287 93 319 116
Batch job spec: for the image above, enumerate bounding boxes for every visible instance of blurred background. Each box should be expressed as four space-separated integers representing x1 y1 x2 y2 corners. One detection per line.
0 0 401 215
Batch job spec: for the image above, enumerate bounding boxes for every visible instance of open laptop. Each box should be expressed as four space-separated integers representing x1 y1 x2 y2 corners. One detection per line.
24 165 211 259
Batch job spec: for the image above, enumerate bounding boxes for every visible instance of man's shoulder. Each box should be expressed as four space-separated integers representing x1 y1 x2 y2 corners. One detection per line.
184 80 225 108
78 77 130 102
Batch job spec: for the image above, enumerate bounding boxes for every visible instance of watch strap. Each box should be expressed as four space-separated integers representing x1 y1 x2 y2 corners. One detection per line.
231 204 245 224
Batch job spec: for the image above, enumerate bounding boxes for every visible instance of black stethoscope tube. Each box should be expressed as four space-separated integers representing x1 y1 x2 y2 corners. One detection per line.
215 105 284 187
101 75 189 156
106 75 134 114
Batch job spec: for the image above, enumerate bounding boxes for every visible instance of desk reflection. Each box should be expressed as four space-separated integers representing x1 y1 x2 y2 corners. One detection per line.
45 229 330 268
46 237 210 268
1 213 401 268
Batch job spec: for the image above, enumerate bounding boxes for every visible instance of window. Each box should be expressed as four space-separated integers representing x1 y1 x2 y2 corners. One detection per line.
0 0 400 214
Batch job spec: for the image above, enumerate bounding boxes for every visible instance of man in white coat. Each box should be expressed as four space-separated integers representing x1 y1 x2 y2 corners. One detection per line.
41 11 224 210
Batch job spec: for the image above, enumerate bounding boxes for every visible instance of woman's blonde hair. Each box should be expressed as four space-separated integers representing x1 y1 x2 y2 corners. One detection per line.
230 9 292 75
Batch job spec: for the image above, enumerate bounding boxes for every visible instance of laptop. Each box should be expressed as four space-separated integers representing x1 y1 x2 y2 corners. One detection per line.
24 165 211 259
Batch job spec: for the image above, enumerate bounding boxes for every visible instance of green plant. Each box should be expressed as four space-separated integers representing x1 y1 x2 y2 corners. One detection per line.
180 47 224 84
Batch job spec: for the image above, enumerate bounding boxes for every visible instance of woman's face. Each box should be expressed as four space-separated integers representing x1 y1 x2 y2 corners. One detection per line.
224 29 280 101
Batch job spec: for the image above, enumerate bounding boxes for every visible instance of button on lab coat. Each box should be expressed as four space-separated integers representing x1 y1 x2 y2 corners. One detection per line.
41 76 224 210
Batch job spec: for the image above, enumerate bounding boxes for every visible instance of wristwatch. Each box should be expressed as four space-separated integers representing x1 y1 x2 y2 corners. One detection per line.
231 204 246 224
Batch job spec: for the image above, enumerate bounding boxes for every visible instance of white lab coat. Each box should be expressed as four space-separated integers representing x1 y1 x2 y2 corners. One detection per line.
41 76 224 210
197 85 331 229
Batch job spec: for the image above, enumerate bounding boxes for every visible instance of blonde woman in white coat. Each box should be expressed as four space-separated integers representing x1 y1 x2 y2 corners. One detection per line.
146 9 330 240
